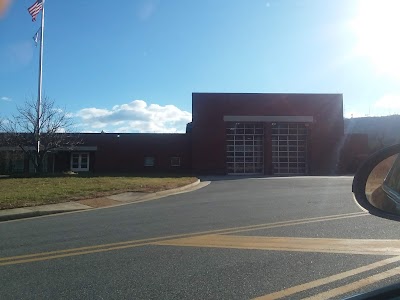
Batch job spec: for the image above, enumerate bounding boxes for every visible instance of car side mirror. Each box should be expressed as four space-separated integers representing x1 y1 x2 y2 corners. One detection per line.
352 144 400 221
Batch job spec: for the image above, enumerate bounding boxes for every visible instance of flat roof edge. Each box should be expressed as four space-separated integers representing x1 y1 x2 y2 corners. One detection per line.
192 92 343 96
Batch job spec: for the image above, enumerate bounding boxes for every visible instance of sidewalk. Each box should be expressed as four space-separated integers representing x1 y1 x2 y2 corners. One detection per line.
0 179 209 222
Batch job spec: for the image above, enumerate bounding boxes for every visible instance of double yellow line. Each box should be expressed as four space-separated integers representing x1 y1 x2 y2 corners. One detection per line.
0 212 366 267
255 256 400 299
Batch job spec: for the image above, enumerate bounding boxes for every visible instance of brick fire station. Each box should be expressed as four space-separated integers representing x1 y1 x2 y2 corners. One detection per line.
0 93 366 175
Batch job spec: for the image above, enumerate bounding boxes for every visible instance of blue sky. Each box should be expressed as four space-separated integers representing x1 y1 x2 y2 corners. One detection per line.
1 0 400 133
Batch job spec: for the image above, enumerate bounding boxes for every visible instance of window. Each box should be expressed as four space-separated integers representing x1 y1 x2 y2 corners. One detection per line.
171 157 181 167
71 153 89 171
144 156 155 167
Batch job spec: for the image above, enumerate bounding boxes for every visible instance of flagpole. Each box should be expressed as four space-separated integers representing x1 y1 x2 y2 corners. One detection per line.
36 0 45 156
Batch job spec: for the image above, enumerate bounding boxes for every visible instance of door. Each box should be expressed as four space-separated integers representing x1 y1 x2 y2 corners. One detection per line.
226 122 264 174
272 123 308 175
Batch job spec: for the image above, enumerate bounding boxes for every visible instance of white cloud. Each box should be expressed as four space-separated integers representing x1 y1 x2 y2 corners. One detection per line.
52 108 64 113
75 99 192 133
1 96 12 101
375 94 400 110
0 119 9 126
344 111 365 118
344 94 400 118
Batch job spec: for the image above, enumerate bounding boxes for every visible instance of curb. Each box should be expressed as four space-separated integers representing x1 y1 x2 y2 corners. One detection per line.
0 209 81 222
135 179 201 201
0 179 202 222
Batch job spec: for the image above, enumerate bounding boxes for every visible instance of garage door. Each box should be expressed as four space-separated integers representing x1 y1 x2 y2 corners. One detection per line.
272 123 308 175
226 122 264 175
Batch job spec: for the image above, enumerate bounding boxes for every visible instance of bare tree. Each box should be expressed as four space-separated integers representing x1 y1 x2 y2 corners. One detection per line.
0 96 80 173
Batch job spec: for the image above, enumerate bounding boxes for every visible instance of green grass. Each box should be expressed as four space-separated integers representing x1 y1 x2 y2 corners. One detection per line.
0 174 198 209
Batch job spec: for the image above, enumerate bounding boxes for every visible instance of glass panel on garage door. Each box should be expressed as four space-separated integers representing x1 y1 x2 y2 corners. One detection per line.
272 123 308 175
226 122 264 174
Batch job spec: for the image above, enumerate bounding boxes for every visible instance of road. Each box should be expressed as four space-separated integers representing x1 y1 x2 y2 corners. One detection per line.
1 176 400 299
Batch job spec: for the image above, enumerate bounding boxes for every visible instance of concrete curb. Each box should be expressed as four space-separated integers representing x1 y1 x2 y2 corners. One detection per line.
0 179 203 222
135 179 202 201
0 209 75 222
0 204 90 222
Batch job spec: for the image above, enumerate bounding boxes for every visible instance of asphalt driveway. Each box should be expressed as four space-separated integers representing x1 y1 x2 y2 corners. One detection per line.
2 176 400 299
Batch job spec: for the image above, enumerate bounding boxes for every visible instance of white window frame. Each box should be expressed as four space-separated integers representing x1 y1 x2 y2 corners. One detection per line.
170 157 181 167
71 152 90 172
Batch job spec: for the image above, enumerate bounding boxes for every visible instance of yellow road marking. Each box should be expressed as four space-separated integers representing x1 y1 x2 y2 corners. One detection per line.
0 242 152 266
0 212 365 263
156 235 400 256
254 256 400 299
0 212 366 266
223 213 366 235
305 265 400 300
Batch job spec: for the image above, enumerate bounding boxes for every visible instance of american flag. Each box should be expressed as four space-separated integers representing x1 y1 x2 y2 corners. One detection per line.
28 0 43 22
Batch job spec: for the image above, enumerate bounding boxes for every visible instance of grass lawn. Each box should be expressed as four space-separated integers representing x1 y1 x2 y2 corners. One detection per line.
0 174 198 209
